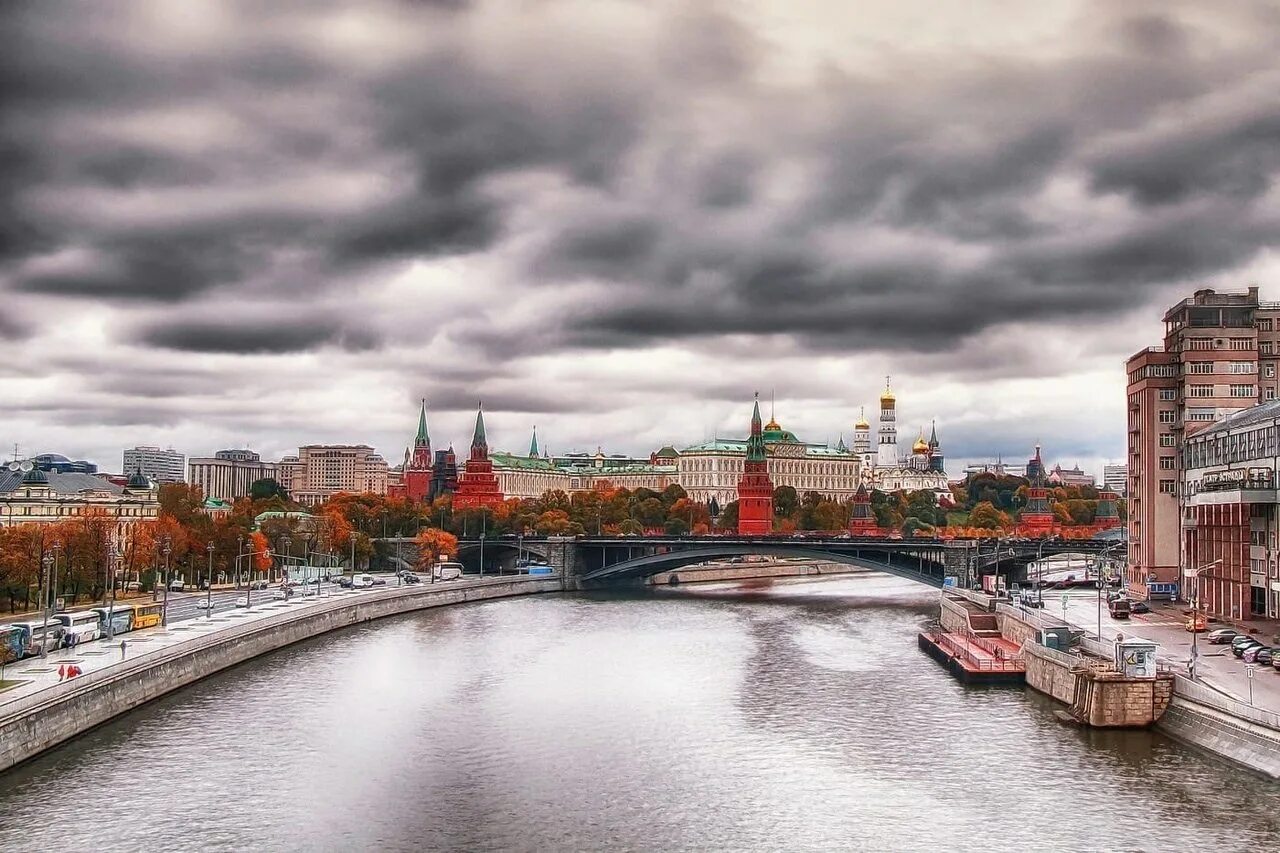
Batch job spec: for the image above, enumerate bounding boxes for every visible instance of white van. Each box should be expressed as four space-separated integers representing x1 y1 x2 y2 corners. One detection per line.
54 610 103 647
351 574 375 589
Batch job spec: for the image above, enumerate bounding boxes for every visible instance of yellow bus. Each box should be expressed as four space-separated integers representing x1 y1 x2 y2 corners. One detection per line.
131 603 164 630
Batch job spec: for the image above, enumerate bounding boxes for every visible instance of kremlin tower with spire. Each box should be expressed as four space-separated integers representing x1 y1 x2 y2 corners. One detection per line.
403 399 434 502
1018 444 1055 534
453 404 505 510
736 393 775 535
876 377 898 469
847 483 881 536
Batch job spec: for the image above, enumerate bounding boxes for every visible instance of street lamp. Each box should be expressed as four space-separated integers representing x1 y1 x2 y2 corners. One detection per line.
237 534 245 590
206 541 215 619
1188 558 1222 681
161 537 172 627
105 543 121 640
50 540 61 612
39 551 53 660
479 510 486 578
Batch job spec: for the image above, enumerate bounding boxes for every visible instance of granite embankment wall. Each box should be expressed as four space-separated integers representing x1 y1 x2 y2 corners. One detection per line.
1157 676 1280 780
0 577 561 773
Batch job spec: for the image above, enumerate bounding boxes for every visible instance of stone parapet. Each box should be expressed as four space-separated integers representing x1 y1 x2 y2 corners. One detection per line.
0 576 561 773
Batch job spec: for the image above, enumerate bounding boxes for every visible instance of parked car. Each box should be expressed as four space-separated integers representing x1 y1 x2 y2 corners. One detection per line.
1206 628 1240 644
1243 645 1270 663
1129 600 1150 614
195 600 214 610
250 580 268 590
168 579 186 592
370 576 387 586
401 573 421 584
1273 652 1280 671
1233 639 1265 658
1231 634 1259 652
335 576 353 588
1255 647 1275 665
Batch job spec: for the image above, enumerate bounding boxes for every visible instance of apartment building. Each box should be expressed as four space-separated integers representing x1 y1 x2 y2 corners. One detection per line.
1126 287 1280 608
279 445 389 505
1103 463 1127 496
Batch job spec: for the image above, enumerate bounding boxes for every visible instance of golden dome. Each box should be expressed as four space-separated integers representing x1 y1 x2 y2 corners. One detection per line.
855 406 870 429
765 417 782 431
880 376 895 404
912 430 929 454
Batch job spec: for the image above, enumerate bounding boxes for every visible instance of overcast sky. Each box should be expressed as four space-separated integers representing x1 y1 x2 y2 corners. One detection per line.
3 0 1280 477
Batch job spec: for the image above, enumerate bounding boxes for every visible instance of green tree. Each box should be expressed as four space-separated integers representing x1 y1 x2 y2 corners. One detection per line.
773 486 799 519
249 478 290 502
968 501 1007 530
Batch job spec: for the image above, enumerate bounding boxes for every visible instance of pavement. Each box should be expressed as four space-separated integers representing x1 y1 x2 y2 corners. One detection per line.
1022 587 1280 712
0 572 444 707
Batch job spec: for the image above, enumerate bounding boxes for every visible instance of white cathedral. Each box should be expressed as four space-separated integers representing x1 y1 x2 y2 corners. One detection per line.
854 378 950 493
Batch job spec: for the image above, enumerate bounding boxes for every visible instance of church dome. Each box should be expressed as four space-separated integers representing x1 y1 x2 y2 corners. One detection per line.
764 416 782 432
912 433 929 454
855 411 870 429
126 467 150 489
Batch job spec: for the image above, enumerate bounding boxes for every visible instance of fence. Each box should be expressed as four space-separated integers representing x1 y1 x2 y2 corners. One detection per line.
1171 673 1280 731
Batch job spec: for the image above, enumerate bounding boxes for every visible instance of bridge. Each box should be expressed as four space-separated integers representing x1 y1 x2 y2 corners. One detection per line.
428 535 1125 589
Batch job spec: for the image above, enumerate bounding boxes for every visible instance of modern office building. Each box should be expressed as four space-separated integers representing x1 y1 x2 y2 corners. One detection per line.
188 450 278 503
123 446 186 483
1126 287 1280 602
1181 400 1280 620
1103 463 1128 496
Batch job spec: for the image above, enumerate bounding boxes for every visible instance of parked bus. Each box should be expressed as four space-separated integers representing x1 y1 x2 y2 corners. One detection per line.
54 610 103 647
0 625 24 663
434 562 464 581
93 606 134 637
131 603 164 630
10 622 64 658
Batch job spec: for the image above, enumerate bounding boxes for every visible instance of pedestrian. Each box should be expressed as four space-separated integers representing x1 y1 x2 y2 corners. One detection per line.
68 664 80 679
120 639 127 659
58 663 66 681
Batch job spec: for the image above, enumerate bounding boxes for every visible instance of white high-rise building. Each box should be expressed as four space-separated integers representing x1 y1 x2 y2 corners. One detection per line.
123 446 186 483
1103 463 1127 496
188 450 277 502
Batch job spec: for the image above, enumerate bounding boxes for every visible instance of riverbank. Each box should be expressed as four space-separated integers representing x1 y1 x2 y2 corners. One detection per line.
0 575 562 773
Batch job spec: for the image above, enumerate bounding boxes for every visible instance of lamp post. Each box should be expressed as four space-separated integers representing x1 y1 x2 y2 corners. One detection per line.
206 541 215 619
105 543 121 640
479 510 486 578
161 537 172 627
39 551 53 660
1188 558 1222 681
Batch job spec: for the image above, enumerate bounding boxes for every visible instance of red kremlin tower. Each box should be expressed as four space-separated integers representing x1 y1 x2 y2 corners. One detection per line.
1018 444 1055 535
404 399 434 502
1094 484 1121 530
736 393 775 535
453 403 504 510
848 483 882 536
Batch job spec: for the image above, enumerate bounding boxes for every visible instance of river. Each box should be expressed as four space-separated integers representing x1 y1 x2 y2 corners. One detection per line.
0 574 1276 852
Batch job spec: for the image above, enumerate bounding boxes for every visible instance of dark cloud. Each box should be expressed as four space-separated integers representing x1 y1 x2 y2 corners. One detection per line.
137 313 382 354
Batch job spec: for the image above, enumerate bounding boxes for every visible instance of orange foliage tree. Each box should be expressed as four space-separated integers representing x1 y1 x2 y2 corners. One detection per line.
414 528 459 569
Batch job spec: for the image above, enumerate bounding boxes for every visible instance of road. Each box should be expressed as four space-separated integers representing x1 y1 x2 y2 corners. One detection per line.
1023 586 1280 712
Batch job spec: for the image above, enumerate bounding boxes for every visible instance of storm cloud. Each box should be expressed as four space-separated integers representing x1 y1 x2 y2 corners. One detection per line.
2 0 1280 473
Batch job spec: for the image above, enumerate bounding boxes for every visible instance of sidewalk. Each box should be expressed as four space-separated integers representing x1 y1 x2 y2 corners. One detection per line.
1042 589 1280 713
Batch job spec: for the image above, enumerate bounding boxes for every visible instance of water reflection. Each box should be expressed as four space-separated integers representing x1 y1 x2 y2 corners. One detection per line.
0 573 1275 852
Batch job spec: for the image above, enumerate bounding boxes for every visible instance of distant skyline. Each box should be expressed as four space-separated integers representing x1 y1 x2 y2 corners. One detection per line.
4 1 1279 477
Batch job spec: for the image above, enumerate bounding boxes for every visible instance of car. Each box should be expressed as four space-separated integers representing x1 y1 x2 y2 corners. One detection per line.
1129 600 1150 614
370 576 387 586
1273 653 1280 671
1206 628 1240 644
401 573 421 584
1256 647 1275 665
194 599 214 610
168 579 186 592
335 576 353 588
1243 645 1270 663
1233 639 1265 658
1231 634 1261 653
250 580 268 590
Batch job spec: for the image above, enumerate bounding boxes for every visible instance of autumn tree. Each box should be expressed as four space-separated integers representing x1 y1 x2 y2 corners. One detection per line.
415 528 459 568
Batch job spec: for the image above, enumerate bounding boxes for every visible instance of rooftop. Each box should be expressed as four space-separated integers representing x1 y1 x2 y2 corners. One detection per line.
1186 399 1280 440
0 470 127 496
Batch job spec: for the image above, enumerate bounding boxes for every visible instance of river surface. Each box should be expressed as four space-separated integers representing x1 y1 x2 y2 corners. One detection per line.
1 574 1277 852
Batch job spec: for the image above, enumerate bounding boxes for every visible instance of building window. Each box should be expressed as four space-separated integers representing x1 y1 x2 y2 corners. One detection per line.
1266 364 1276 378
1228 361 1257 374
1147 365 1177 377
1230 384 1256 397
1186 338 1215 350
1159 456 1176 470
1188 384 1214 398
1159 479 1177 494
1187 362 1214 374
1268 388 1277 402
1229 337 1254 350
1160 434 1175 447
1158 410 1176 424
1186 408 1216 422
1158 389 1177 400
1265 342 1275 356
1260 319 1274 332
